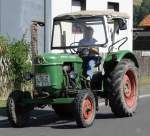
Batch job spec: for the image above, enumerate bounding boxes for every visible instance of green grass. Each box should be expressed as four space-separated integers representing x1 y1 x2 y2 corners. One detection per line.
0 100 6 108
139 77 150 86
134 0 142 5
0 100 6 116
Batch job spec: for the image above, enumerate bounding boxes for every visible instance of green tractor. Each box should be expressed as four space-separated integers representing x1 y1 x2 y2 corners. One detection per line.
7 10 139 128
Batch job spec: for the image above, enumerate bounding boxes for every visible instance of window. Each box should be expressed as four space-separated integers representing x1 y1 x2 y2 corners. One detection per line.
72 0 86 11
80 0 86 10
108 2 119 11
52 17 107 49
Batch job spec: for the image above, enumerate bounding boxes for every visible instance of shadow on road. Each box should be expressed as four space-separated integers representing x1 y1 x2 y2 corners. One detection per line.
28 109 59 127
95 113 116 119
51 124 77 129
29 109 77 129
0 108 117 129
50 113 117 130
0 107 9 128
0 107 6 117
0 108 75 128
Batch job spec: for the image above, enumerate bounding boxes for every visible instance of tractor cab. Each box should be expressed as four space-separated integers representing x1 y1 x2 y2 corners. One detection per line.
51 10 129 54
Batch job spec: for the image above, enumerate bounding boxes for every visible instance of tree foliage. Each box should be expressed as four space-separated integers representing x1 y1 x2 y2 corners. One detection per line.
0 36 32 91
133 5 141 26
7 39 32 88
134 0 150 26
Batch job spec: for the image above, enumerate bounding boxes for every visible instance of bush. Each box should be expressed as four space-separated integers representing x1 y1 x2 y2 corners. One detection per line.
0 36 32 96
0 36 8 56
7 39 32 89
0 36 11 97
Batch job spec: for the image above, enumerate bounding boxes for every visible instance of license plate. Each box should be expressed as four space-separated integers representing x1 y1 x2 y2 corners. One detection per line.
35 74 50 87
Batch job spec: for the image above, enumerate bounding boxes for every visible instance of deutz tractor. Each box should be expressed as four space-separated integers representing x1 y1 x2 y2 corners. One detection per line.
7 10 139 128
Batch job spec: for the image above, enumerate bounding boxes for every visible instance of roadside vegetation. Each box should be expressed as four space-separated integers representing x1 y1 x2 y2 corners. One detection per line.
139 77 150 86
134 0 150 26
0 100 6 116
0 100 6 108
0 36 32 99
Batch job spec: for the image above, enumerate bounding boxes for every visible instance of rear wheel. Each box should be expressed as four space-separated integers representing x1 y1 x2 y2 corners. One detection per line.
105 59 138 117
7 90 31 127
74 90 96 128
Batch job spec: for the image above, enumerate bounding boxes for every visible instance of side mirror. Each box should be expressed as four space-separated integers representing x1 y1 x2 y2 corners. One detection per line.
118 18 127 30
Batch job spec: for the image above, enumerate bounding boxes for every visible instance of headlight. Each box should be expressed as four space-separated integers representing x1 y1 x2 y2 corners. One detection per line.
69 71 77 79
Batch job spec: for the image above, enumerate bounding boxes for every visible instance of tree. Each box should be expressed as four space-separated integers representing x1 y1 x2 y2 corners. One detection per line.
133 5 140 26
134 0 150 26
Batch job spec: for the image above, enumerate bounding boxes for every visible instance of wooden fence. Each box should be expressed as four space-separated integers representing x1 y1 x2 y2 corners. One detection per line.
0 56 12 98
134 51 150 78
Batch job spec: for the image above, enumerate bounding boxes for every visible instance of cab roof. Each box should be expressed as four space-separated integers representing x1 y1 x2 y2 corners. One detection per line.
54 10 129 20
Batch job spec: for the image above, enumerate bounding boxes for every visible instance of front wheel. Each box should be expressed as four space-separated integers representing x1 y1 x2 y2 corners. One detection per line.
105 59 138 117
74 90 96 128
7 90 31 127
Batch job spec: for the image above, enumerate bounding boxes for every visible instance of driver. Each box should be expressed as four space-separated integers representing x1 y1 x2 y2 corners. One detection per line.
78 26 99 55
78 26 99 81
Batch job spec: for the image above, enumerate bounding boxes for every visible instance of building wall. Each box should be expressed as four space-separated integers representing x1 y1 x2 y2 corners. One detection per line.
47 0 72 52
0 0 44 39
86 0 133 51
20 0 44 54
0 0 133 53
0 0 22 39
0 0 44 54
51 0 133 52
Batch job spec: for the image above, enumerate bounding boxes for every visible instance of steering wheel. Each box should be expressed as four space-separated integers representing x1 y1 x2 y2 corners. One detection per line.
69 42 79 54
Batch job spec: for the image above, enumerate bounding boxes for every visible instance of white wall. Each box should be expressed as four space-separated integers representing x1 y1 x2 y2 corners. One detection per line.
51 0 72 20
0 0 133 53
50 0 82 53
86 0 107 10
119 0 133 51
110 0 133 51
86 0 133 51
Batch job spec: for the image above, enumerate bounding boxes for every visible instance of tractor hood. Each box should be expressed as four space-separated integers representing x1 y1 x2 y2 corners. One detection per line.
35 53 83 65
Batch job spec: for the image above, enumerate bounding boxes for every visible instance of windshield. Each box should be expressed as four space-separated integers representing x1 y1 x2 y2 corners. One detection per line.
52 17 107 50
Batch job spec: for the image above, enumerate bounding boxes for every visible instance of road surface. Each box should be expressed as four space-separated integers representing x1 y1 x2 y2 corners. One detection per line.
0 85 150 136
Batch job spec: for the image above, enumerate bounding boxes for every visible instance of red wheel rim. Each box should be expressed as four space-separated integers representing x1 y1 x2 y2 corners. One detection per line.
82 96 94 123
123 70 136 108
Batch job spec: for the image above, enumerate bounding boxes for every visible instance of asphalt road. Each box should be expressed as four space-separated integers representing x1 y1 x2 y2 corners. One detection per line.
0 85 150 136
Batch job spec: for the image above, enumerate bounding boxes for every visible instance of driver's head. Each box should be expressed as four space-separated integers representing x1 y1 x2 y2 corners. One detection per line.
83 26 94 39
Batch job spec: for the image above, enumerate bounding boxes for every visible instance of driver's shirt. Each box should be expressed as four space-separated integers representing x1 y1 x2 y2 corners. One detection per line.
78 38 97 56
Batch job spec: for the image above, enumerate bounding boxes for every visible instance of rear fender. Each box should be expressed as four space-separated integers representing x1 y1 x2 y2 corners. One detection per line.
104 50 139 73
